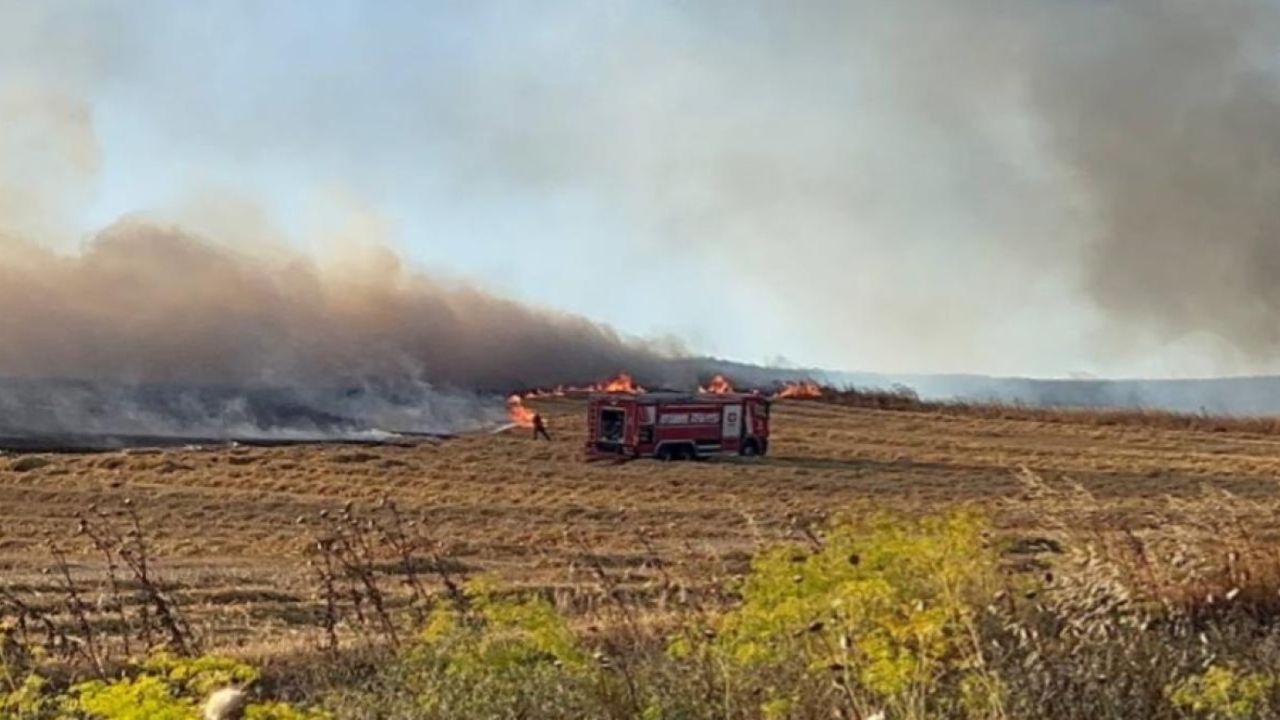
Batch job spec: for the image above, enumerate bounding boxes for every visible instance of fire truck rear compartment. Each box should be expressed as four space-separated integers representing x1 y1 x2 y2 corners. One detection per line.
599 407 625 445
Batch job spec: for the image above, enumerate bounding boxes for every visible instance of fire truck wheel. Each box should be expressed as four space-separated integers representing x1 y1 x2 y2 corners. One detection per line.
659 444 694 461
741 439 761 457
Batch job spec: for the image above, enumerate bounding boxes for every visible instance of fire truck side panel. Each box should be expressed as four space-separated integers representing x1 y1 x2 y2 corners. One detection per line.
654 403 721 457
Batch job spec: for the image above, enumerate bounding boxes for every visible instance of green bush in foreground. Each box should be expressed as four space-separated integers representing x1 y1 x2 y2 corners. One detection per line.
405 576 601 717
322 576 614 719
1167 665 1276 720
697 510 1005 719
1 651 328 720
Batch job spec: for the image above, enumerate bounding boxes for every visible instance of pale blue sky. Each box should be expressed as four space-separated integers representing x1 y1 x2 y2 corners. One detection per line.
2 1 1275 378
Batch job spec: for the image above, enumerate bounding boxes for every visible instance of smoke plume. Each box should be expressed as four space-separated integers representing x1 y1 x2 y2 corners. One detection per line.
681 0 1280 374
350 0 1280 376
0 220 684 439
0 220 676 390
1024 0 1280 365
0 69 688 442
5 0 1280 427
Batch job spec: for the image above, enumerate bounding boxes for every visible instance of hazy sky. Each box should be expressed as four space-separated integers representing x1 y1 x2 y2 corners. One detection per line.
3 1 1279 379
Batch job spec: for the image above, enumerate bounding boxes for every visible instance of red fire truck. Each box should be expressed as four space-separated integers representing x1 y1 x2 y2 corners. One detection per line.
586 392 771 460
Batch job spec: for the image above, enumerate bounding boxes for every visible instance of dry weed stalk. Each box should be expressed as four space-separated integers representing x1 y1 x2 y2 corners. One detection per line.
0 499 197 683
0 584 69 663
302 498 473 654
47 543 104 675
77 500 197 657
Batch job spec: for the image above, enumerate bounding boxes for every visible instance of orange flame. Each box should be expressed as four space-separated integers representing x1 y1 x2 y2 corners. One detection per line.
506 394 536 427
513 373 645 399
596 372 645 394
774 380 824 399
698 374 735 394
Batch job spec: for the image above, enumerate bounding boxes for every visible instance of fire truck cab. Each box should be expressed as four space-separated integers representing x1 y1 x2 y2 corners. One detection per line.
586 392 770 460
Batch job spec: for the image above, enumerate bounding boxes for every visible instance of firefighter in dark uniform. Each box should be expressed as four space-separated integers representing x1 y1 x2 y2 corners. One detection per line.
532 412 552 441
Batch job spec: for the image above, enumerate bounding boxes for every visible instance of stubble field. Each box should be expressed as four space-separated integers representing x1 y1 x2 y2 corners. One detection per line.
4 396 1280 657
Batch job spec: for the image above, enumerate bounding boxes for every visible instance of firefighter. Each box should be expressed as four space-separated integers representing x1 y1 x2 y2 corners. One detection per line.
532 412 552 441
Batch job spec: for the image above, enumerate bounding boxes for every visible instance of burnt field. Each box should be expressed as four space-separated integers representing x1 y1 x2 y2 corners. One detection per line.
4 395 1280 660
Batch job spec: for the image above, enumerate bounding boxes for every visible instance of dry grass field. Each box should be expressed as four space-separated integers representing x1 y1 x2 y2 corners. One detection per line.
5 395 1280 658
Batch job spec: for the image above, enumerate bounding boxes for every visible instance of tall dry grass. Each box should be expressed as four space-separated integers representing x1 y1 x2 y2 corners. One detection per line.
814 385 1280 436
10 489 1280 718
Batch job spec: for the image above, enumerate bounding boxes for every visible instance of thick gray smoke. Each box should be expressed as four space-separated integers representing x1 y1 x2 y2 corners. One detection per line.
0 42 699 442
0 221 677 390
347 0 1280 376
0 222 685 440
704 0 1280 374
784 1 1280 374
5 0 1280 433
1024 1 1280 362
0 80 693 442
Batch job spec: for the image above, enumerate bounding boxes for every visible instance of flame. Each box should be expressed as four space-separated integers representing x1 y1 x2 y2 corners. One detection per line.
774 380 824 399
513 374 644 399
698 374 735 394
596 372 645 394
513 373 646 399
515 374 817 401
506 394 536 427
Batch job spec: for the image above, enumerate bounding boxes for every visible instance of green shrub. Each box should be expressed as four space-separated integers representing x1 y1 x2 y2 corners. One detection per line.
1167 665 1276 720
3 651 327 720
690 509 1005 719
1 665 59 719
338 576 607 719
2 630 59 720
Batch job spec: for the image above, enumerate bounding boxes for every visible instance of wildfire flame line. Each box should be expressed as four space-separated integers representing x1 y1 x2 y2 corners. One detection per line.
521 373 645 399
596 372 644 394
773 380 823 399
510 374 824 426
698 374 735 395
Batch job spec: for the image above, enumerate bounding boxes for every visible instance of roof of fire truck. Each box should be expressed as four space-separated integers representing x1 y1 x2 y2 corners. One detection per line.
588 391 768 403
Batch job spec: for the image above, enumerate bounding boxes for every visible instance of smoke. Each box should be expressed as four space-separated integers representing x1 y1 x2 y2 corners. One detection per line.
682 0 1280 375
0 219 688 438
0 220 678 389
0 92 681 439
0 57 693 443
5 0 1280 419
369 0 1280 376
1023 0 1280 367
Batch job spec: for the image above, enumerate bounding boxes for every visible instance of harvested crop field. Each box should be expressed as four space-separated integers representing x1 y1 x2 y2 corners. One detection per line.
4 396 1280 656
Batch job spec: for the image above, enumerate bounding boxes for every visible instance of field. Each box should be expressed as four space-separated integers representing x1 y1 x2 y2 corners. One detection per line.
5 394 1280 661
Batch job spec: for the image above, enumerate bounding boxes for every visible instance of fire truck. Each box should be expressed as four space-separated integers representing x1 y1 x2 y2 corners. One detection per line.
586 392 771 460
